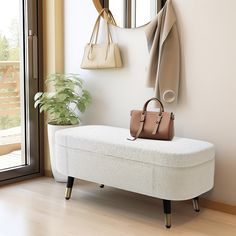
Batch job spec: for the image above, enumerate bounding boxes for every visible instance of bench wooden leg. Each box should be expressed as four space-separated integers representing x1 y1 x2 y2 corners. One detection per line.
163 200 171 228
65 176 74 200
192 197 200 212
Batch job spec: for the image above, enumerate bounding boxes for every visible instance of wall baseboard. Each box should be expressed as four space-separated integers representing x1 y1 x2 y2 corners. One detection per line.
200 198 236 215
43 172 236 215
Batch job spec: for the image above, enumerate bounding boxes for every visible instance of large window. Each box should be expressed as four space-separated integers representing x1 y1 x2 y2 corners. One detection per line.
0 0 43 183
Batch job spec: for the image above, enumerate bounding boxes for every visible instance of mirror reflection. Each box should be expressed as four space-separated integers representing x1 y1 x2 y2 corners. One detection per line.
93 0 165 28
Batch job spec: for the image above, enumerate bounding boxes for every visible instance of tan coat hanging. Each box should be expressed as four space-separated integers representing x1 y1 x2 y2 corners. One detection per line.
145 0 180 103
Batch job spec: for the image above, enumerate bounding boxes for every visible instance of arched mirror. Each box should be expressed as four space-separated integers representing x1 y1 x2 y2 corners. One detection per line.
93 0 166 28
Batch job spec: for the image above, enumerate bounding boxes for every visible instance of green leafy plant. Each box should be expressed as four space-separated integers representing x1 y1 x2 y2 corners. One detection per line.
34 73 91 125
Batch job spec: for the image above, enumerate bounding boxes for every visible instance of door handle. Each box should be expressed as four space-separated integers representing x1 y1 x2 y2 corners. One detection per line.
28 30 38 80
32 35 38 79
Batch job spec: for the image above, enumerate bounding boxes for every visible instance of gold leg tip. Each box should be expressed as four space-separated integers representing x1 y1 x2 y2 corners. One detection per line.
65 187 72 200
193 199 200 212
164 213 171 229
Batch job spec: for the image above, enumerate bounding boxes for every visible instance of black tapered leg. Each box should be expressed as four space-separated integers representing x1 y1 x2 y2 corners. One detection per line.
100 184 104 188
163 200 171 228
192 197 200 212
65 176 74 200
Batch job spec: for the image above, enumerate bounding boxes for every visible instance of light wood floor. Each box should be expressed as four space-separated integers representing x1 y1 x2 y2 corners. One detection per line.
0 177 235 236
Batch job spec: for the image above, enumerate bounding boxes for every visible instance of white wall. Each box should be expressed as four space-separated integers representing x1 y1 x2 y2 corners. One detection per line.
64 0 236 205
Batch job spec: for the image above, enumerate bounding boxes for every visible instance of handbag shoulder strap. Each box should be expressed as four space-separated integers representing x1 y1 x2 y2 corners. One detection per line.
127 113 146 141
106 9 117 26
89 10 103 44
89 9 113 45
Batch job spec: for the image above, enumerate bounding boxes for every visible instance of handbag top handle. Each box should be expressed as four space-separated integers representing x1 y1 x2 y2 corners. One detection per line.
142 97 165 115
89 9 113 45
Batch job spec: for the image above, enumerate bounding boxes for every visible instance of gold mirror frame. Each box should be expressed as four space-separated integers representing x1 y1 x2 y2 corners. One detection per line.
93 0 104 13
92 0 165 28
92 0 116 26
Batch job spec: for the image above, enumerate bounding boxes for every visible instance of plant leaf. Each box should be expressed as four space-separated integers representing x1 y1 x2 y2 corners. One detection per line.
77 102 86 113
34 99 41 108
34 92 43 101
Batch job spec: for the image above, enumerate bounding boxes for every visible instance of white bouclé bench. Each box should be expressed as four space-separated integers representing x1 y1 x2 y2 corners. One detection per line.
55 125 215 228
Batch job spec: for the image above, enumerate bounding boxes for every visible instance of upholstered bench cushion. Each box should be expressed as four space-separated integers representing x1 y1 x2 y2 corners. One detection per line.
55 125 215 200
56 125 215 168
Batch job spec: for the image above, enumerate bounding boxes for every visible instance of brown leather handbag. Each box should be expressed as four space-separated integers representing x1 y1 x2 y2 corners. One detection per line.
129 98 174 141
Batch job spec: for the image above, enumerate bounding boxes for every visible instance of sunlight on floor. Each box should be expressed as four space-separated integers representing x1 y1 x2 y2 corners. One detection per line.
0 150 22 169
